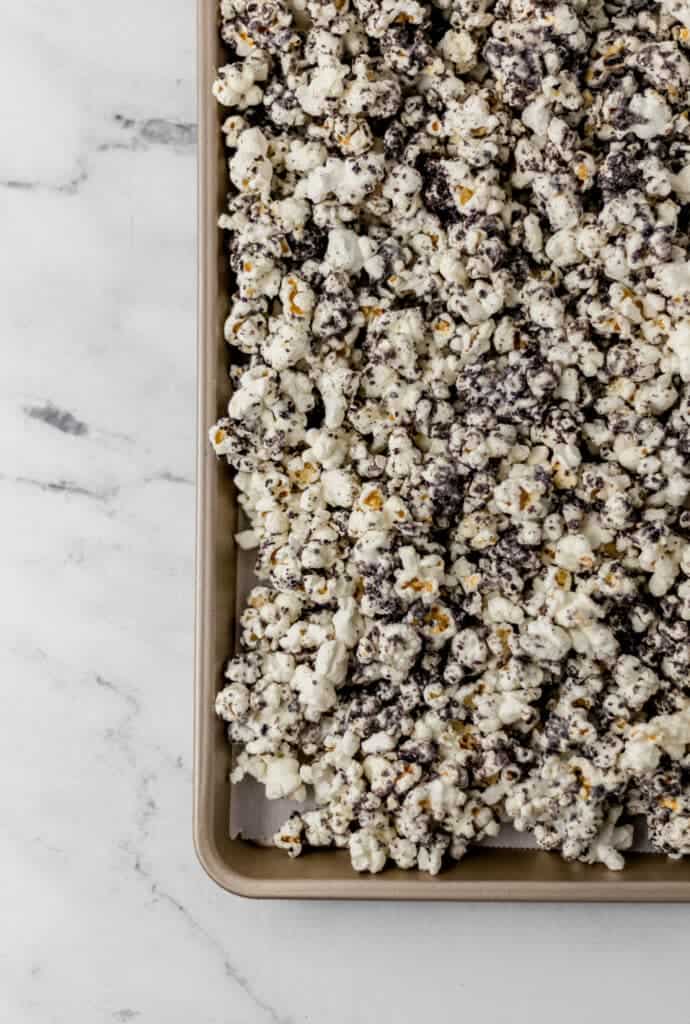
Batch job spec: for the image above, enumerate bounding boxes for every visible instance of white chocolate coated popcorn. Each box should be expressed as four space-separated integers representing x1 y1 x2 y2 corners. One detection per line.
211 0 690 875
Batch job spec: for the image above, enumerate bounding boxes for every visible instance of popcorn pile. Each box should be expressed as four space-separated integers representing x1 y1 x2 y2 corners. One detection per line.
210 0 690 873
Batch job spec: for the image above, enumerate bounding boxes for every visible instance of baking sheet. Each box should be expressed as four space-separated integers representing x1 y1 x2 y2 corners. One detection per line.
196 0 690 898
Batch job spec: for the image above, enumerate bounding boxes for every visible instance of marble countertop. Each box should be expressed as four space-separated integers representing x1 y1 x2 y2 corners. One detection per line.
3 2 689 1021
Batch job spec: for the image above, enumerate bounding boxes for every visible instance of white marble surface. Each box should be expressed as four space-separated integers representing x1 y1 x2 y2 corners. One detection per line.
3 2 690 1021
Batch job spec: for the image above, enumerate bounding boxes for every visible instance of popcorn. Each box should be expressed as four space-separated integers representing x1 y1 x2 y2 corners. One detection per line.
324 227 372 273
212 53 269 109
262 319 310 370
382 164 423 217
293 664 338 721
394 547 445 605
629 90 673 139
296 62 348 117
211 0 690 875
439 29 477 73
264 757 305 801
273 814 303 857
668 321 690 381
229 127 273 196
296 153 386 204
349 829 387 873
520 618 572 663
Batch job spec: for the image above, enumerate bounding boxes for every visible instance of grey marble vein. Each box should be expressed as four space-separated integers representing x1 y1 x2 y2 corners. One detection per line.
2 111 196 200
25 401 89 436
132 855 294 1024
8 476 118 502
100 115 198 152
144 470 194 486
138 117 197 147
99 675 143 764
2 166 88 195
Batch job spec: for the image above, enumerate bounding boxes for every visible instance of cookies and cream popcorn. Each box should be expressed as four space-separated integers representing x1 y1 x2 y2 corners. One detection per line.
211 0 690 874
